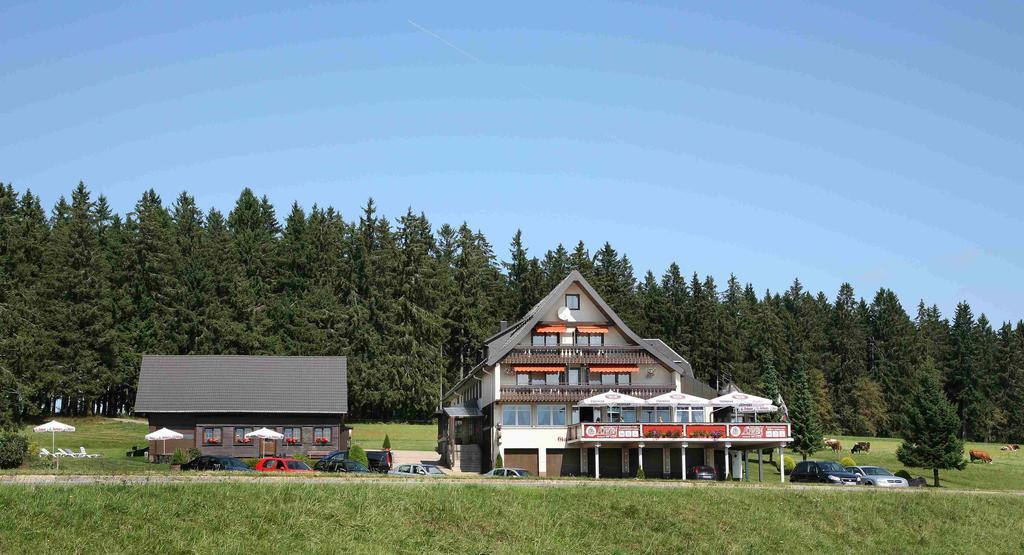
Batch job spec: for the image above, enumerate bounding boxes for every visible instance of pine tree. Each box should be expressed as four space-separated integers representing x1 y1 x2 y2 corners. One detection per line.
896 361 965 487
788 366 823 460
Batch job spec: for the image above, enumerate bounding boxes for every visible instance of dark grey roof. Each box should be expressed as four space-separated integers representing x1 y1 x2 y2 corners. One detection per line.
443 405 483 417
134 355 347 414
485 271 695 377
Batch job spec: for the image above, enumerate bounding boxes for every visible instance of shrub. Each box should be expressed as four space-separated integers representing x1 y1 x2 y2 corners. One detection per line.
840 456 857 468
775 455 796 473
291 453 311 465
0 432 29 469
494 453 504 469
636 467 646 480
170 448 188 465
241 458 259 469
382 434 391 450
187 448 201 460
895 469 913 480
348 444 369 467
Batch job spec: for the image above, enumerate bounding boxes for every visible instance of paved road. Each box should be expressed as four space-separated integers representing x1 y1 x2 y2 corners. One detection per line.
2 474 1023 496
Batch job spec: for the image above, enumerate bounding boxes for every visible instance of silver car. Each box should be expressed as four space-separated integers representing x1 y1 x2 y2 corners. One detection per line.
845 466 909 487
390 463 446 477
483 467 531 478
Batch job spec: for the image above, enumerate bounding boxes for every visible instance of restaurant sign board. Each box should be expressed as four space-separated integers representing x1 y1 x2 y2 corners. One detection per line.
582 424 641 439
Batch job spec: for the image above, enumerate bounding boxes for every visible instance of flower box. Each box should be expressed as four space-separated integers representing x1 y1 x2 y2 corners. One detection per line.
314 437 330 445
285 438 300 445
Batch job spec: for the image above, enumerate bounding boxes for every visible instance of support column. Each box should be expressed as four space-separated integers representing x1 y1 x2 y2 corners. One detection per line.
681 443 688 481
580 447 587 475
538 447 547 477
724 443 731 480
779 443 785 483
595 444 601 480
637 443 644 478
758 448 763 482
663 446 670 478
622 447 629 476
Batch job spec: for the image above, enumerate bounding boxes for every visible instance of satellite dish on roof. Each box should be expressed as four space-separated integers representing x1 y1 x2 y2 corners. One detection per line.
557 306 576 322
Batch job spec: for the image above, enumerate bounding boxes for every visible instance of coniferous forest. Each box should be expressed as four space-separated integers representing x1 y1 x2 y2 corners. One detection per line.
1 182 1022 443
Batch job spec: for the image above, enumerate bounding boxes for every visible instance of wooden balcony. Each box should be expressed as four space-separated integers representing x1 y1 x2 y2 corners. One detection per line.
502 346 656 366
499 384 673 402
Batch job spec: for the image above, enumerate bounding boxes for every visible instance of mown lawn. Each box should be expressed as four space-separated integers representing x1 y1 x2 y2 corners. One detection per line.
350 421 437 451
1 482 1022 553
12 417 169 475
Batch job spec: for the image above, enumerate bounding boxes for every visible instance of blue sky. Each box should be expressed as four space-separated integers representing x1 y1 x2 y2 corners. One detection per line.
2 1 1023 323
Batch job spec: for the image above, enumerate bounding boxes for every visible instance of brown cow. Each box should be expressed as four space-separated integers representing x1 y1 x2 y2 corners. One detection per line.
851 441 871 454
1000 444 1020 452
969 450 993 464
824 438 842 453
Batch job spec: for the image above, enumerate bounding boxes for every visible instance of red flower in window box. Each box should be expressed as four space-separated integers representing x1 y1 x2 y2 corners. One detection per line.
237 437 252 444
207 437 220 445
285 437 300 445
314 437 330 445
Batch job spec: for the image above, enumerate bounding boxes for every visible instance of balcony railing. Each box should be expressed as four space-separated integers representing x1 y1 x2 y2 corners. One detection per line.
502 346 657 366
565 422 791 442
500 385 674 402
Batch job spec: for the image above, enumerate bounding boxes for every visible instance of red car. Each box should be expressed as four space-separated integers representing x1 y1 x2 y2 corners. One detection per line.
254 457 315 473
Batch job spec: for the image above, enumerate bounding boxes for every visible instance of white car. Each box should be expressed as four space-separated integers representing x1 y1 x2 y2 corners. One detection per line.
483 467 532 478
845 466 909 487
390 464 446 477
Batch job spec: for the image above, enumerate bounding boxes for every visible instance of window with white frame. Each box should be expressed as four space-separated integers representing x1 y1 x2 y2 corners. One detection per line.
516 373 529 386
675 407 706 423
620 408 638 423
502 405 531 426
537 405 566 426
565 294 580 310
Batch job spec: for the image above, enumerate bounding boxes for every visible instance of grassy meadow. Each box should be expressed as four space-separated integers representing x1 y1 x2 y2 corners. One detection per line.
2 482 1023 553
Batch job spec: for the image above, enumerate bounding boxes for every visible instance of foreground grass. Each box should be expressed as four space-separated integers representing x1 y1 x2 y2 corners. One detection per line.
1 482 1022 553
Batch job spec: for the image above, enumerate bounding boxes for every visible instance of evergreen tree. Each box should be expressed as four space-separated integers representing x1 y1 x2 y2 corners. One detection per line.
896 362 965 487
788 366 823 460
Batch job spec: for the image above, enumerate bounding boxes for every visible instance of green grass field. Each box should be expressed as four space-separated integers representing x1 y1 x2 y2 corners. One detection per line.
1 482 1022 553
350 421 437 451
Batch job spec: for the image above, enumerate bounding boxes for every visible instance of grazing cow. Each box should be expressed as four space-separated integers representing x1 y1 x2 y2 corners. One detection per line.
824 438 842 453
1001 444 1020 452
969 450 993 464
851 441 871 454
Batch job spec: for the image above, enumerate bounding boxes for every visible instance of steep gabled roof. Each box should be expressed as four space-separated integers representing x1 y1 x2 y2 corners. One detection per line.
485 271 695 377
134 355 347 414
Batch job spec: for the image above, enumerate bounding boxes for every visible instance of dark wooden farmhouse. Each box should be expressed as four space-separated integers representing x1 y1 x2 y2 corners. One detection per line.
134 355 349 459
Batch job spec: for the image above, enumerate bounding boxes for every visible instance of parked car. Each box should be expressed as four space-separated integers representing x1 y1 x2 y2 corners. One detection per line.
790 460 861 485
312 449 393 473
390 463 446 477
483 467 531 478
845 466 909 487
255 457 314 473
317 457 371 474
686 465 717 481
181 455 252 472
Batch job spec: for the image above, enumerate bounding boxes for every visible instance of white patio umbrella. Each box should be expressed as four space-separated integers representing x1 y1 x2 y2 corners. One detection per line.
644 391 710 406
246 427 284 458
33 420 76 454
578 390 647 406
145 427 184 458
709 391 774 407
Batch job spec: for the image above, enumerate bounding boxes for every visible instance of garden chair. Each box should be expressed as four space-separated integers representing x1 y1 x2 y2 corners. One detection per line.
58 448 81 458
78 447 101 458
39 448 54 458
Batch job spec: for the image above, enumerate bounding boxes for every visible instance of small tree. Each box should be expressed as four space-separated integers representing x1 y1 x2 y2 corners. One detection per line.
896 366 965 487
348 444 369 468
0 432 29 469
382 434 391 450
494 453 504 469
789 367 823 460
636 467 646 480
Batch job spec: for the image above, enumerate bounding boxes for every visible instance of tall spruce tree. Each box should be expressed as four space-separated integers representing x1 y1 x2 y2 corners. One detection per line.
896 361 965 487
788 365 823 460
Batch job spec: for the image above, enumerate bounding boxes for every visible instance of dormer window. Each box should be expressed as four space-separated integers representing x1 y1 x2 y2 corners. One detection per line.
565 294 580 310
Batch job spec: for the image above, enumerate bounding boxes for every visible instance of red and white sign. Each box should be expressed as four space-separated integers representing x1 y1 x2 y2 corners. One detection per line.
582 424 641 439
728 424 789 439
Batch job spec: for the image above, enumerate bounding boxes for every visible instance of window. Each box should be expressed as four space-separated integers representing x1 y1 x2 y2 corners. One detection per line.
621 408 638 423
313 427 331 445
640 408 655 423
601 373 615 385
283 427 301 445
203 427 222 446
571 407 580 424
530 373 546 386
606 407 621 423
532 333 559 346
565 294 580 310
234 427 253 445
568 367 580 385
537 405 566 426
617 373 630 385
502 405 531 426
516 373 529 386
576 333 603 346
675 407 706 423
655 407 672 423
545 372 560 385
690 408 706 423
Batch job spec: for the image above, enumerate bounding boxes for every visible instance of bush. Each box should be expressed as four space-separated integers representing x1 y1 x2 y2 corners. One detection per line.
348 444 369 467
0 432 29 469
895 469 913 481
636 467 646 480
840 456 857 468
241 458 259 469
382 434 391 450
170 448 188 465
494 453 504 469
291 453 311 465
187 448 202 460
775 455 796 473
